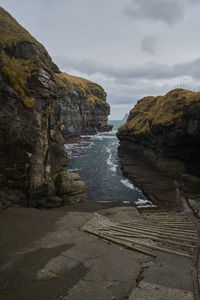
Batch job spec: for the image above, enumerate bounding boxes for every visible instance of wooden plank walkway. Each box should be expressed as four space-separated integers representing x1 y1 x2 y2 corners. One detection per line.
83 212 198 259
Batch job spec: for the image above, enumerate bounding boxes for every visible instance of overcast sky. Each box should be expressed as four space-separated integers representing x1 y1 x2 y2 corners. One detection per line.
1 0 200 119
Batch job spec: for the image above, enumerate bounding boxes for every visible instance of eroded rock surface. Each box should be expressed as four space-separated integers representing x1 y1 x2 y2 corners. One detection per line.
0 7 110 208
117 89 200 182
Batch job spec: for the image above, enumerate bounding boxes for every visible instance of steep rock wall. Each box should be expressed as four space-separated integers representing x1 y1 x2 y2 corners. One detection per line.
56 73 112 139
0 7 110 208
117 89 200 181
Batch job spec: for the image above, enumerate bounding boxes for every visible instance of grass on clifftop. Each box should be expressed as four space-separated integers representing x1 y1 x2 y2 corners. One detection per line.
0 7 46 53
118 89 200 135
56 72 106 105
0 7 108 109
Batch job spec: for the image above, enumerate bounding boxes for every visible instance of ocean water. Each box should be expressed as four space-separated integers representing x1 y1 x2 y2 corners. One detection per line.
65 120 155 208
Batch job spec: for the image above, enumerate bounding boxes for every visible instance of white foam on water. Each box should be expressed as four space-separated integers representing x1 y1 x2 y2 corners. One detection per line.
64 141 94 158
135 198 156 208
81 135 94 138
106 148 117 172
64 143 79 149
68 168 82 172
110 165 117 172
120 178 142 192
93 135 103 140
79 141 94 148
106 147 111 154
120 179 134 190
101 135 115 139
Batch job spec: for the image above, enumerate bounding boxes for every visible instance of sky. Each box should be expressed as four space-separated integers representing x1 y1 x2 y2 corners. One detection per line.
1 0 200 119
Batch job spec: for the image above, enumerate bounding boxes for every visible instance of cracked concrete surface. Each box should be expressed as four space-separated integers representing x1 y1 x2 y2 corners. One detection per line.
0 203 195 300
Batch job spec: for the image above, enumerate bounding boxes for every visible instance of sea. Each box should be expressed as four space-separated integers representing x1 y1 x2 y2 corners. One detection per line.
65 120 155 208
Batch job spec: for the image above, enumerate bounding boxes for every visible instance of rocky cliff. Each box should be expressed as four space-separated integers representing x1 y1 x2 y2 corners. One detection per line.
0 7 111 209
56 73 112 139
117 89 200 182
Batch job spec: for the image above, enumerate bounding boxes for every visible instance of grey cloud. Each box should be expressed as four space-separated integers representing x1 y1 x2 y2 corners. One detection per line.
141 36 162 55
55 55 173 80
186 0 200 4
55 54 200 81
108 95 138 106
124 0 184 25
175 58 200 79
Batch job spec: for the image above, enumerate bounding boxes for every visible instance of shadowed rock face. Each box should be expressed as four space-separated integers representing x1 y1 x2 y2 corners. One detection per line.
56 73 112 139
117 89 200 181
0 7 110 208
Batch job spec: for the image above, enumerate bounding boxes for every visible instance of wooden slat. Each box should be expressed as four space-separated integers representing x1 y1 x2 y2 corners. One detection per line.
112 225 197 241
119 224 197 237
102 226 197 244
102 233 193 259
83 228 156 257
106 231 196 249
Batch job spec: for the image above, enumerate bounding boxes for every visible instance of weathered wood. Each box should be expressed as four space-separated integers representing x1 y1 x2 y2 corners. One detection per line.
106 226 197 244
83 228 156 257
113 225 197 241
119 222 196 231
146 214 186 218
146 218 190 223
120 224 197 237
119 220 195 228
147 221 194 226
106 231 196 249
103 234 193 259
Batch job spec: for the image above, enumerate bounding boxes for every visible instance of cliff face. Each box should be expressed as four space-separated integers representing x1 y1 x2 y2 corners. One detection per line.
0 7 111 208
56 73 112 139
117 89 200 181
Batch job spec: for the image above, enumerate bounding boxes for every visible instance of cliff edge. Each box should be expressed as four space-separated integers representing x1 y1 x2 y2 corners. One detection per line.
117 89 200 182
0 7 111 208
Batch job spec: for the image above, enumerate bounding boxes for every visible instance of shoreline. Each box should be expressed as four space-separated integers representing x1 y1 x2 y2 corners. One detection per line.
118 147 200 212
0 200 196 300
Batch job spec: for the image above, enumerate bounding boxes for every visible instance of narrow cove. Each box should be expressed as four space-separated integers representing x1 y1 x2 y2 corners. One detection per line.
65 120 155 208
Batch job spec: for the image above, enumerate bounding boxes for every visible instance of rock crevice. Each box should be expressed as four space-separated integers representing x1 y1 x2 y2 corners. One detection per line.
0 7 111 208
117 89 200 181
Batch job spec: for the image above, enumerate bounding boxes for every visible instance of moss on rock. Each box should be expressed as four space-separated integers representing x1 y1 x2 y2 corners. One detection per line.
117 89 200 178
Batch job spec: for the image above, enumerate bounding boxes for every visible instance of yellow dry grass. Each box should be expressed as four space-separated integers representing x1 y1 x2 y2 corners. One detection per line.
56 72 106 105
1 51 36 107
0 7 45 53
119 89 200 135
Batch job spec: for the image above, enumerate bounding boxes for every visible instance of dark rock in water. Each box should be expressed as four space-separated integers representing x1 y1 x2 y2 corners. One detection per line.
0 7 111 209
117 89 200 182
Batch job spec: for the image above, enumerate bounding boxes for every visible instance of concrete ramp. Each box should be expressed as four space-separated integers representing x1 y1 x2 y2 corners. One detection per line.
82 211 197 259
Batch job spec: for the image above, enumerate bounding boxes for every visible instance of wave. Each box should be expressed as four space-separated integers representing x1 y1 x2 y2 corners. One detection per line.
68 168 82 172
64 143 79 149
120 179 142 193
80 135 95 138
120 179 135 190
106 147 117 172
92 135 115 140
135 198 156 208
65 141 94 153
